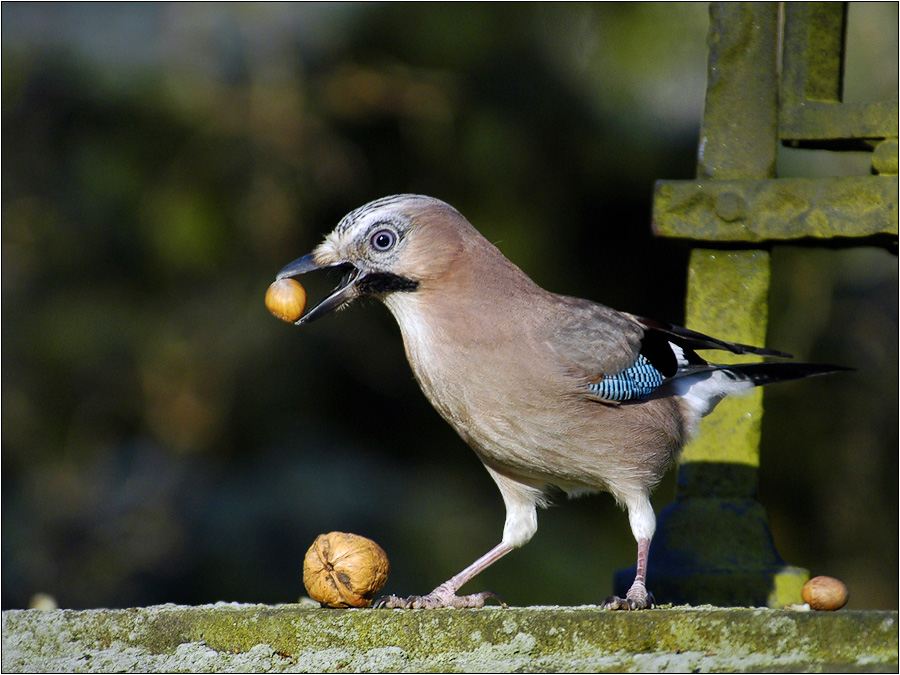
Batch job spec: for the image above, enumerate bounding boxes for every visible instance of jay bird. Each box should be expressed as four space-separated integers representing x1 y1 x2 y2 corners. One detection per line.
276 194 843 610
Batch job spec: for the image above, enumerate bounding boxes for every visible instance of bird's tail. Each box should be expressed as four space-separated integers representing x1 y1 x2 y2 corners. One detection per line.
667 361 850 422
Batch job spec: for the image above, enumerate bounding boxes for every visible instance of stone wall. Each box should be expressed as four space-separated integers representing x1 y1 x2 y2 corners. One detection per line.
3 603 897 672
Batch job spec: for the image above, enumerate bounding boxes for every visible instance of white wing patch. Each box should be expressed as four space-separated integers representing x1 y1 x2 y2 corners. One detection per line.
668 341 688 367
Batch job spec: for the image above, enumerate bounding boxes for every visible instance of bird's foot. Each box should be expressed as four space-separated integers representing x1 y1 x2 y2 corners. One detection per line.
601 584 654 611
373 583 506 609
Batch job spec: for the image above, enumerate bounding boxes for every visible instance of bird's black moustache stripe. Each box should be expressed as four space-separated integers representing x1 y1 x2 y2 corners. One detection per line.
358 272 419 295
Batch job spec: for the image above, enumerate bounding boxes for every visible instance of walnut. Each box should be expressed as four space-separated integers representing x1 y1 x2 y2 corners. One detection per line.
802 575 849 611
302 532 390 608
265 278 306 323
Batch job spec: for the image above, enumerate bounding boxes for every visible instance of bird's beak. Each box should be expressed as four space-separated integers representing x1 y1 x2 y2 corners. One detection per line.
276 254 364 324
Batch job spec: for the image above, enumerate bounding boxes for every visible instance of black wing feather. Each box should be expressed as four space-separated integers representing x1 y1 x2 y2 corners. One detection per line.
634 315 792 359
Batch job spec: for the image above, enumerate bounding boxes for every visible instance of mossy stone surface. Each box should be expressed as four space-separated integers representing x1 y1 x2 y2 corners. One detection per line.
3 603 897 673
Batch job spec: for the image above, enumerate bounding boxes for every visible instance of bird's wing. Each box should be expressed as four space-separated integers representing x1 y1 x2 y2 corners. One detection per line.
543 295 646 376
542 297 794 404
541 296 658 403
630 315 791 359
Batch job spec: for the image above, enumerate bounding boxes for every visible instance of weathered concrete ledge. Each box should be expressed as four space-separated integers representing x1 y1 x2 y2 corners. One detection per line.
2 602 897 673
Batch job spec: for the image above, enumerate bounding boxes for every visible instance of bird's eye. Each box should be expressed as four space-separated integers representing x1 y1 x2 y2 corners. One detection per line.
370 228 397 252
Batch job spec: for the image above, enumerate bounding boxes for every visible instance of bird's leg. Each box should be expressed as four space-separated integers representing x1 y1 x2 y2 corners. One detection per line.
375 541 512 609
602 537 654 610
377 467 539 609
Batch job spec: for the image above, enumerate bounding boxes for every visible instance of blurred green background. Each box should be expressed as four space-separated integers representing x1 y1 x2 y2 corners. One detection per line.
2 3 896 611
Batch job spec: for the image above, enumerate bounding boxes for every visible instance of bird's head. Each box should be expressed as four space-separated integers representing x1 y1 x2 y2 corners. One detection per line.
276 194 467 323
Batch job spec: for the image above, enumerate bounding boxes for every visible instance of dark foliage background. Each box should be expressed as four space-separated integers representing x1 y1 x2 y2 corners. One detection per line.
3 3 896 610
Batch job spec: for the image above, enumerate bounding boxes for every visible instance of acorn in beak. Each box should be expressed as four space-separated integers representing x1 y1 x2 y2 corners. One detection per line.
275 254 364 324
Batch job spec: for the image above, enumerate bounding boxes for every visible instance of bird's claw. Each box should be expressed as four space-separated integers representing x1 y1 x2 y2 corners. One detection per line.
373 589 506 609
601 589 655 611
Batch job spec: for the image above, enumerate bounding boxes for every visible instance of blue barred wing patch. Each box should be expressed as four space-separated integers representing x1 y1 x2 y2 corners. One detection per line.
587 354 665 401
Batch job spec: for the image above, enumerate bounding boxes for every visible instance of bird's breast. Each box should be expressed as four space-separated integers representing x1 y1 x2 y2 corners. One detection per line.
382 291 686 495
384 291 548 435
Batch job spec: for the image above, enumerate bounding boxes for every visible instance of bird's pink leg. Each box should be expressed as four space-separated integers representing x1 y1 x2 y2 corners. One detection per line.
375 542 513 609
602 537 654 610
